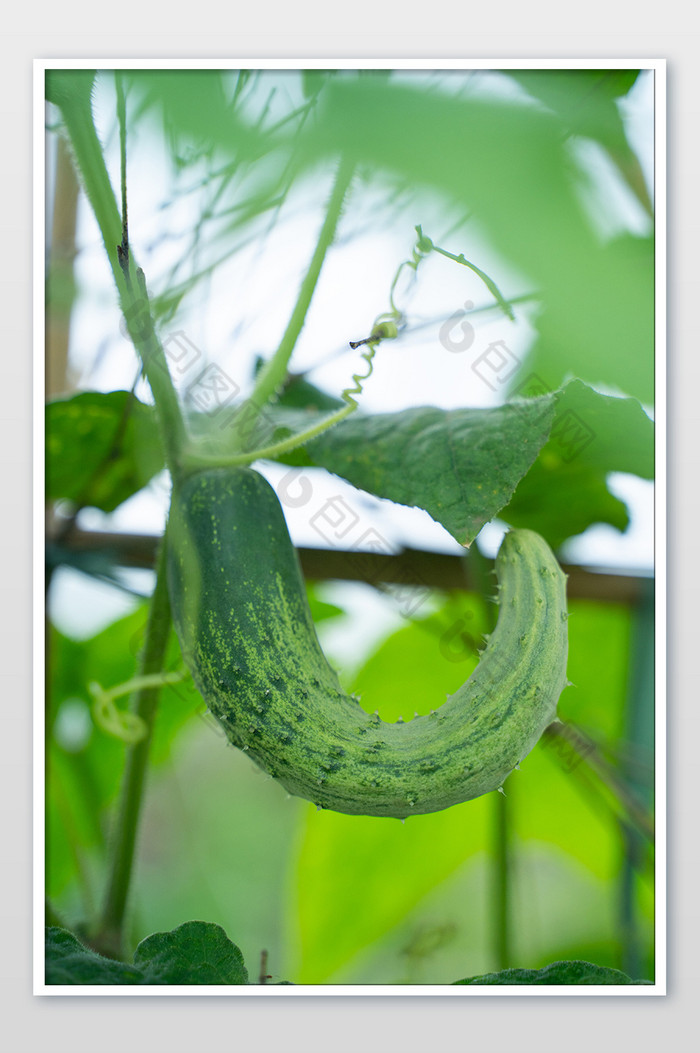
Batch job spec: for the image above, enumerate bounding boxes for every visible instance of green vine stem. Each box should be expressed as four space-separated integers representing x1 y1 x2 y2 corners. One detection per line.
493 791 512 970
47 71 187 475
92 543 172 959
182 327 390 471
233 156 356 452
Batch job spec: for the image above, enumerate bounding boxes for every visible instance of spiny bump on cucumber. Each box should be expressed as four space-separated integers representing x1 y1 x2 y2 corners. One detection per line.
166 467 569 819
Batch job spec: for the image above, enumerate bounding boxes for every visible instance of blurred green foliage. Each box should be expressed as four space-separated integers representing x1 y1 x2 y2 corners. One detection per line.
47 588 653 982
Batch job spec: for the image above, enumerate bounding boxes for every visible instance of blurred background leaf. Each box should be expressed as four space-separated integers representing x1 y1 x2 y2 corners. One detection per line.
286 591 652 983
46 391 164 512
285 75 653 402
501 380 653 548
46 603 202 911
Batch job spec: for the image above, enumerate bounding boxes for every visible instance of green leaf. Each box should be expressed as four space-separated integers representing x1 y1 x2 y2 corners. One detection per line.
506 70 651 222
522 235 654 404
293 797 493 984
46 391 164 512
125 70 261 161
501 460 629 549
506 70 641 154
543 379 653 478
45 922 249 985
254 379 650 549
132 921 248 984
304 398 557 546
453 959 651 985
307 586 346 624
502 380 653 547
275 372 345 414
45 927 144 985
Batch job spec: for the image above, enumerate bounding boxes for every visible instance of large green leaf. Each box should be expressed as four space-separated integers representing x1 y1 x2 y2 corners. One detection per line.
505 70 652 222
522 235 654 404
454 959 651 985
536 379 653 478
292 794 493 984
46 391 164 512
506 69 642 156
45 922 249 985
303 398 556 546
281 379 651 549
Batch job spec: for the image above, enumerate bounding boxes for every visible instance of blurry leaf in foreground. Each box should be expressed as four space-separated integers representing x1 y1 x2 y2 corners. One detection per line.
123 69 264 162
290 76 653 404
505 69 652 217
522 235 654 404
506 69 642 154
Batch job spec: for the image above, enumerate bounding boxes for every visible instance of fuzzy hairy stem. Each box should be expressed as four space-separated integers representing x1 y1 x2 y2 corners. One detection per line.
48 71 187 474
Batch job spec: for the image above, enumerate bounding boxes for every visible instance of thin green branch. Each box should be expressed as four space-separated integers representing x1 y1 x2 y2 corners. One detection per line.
239 156 355 449
493 791 512 970
93 543 172 959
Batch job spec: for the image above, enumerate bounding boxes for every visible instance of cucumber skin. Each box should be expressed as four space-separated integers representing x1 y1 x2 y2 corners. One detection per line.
166 468 569 819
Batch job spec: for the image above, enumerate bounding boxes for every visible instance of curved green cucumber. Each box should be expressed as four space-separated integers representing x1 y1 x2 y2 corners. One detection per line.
166 468 569 818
